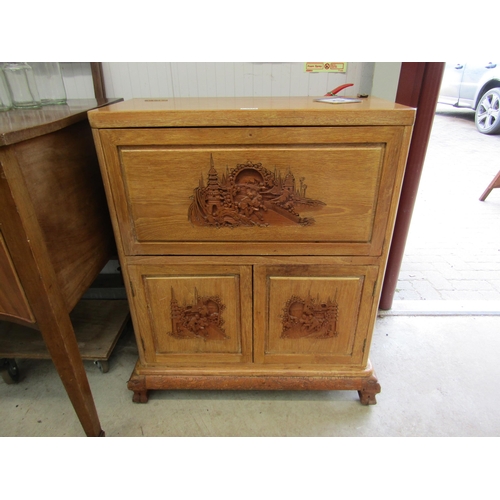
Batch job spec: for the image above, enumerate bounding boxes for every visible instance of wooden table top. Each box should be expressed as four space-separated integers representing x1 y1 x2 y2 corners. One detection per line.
0 98 122 146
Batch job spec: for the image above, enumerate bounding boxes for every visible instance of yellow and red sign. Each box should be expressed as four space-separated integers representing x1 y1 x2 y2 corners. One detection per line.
305 62 347 73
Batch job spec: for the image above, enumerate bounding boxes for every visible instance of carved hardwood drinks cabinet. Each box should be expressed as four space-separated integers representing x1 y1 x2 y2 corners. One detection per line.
88 97 415 404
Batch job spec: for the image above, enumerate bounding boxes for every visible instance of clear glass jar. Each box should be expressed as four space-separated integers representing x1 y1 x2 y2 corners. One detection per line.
29 62 67 105
2 63 41 109
0 68 13 111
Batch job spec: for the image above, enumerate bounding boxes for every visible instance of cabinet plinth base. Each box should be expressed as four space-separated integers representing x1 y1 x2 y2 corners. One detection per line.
127 361 381 405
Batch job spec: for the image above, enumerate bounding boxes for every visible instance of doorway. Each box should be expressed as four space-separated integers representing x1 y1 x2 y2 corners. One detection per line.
391 102 500 313
382 62 500 314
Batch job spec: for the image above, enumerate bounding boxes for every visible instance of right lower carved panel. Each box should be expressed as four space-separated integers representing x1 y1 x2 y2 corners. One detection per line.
254 264 378 365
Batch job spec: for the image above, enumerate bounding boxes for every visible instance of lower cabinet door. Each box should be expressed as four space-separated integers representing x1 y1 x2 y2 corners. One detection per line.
127 260 253 365
253 264 379 366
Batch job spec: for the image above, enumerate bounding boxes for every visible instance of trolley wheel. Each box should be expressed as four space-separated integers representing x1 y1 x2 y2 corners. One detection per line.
0 358 20 384
94 360 109 373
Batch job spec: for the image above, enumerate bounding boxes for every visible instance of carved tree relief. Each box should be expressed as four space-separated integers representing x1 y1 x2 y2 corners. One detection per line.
188 156 325 228
168 287 228 341
281 294 338 339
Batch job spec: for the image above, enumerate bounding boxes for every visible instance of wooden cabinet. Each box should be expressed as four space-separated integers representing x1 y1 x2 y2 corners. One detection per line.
0 99 128 437
89 97 414 405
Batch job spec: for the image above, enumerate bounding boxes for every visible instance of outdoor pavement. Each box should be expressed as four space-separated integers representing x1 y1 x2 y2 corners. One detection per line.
390 103 500 312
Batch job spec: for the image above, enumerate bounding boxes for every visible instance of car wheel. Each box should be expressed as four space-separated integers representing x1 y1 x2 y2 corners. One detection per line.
475 88 500 134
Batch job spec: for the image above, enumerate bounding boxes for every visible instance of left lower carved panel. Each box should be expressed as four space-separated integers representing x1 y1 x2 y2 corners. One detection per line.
127 261 253 364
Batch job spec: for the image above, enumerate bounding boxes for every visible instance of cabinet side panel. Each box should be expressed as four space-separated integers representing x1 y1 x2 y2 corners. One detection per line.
14 121 114 310
0 230 34 323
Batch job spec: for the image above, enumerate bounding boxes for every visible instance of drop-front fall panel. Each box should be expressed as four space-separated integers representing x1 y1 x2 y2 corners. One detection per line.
100 126 405 256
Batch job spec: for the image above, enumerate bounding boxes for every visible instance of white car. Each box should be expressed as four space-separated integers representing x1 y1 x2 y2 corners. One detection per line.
438 62 500 134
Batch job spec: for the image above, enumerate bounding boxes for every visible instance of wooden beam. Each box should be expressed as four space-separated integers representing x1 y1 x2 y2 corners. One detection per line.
90 62 106 101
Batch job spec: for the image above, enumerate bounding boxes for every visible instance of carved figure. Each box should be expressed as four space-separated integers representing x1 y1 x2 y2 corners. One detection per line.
281 294 338 339
169 288 228 341
188 156 325 227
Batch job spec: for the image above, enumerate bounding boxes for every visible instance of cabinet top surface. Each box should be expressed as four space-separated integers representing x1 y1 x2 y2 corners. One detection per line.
87 97 415 129
0 98 122 146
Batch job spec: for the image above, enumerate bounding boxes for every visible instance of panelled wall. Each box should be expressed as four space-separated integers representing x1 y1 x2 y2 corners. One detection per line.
60 62 96 99
100 62 376 100
59 62 402 101
13 62 401 101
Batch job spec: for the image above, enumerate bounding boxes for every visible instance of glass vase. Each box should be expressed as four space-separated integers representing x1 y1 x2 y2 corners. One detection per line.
0 68 13 111
2 63 41 109
29 62 67 105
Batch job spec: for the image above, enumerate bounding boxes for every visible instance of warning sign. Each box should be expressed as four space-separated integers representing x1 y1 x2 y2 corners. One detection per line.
305 62 347 73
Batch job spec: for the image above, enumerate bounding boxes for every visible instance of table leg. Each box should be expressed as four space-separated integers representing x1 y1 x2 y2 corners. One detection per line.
479 170 500 201
38 311 105 437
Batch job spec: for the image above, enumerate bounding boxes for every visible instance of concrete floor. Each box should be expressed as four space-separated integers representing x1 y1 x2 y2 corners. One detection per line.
1 314 499 437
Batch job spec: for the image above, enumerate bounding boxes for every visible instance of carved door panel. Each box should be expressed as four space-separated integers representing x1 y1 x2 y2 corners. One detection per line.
127 261 253 365
100 126 404 256
253 264 378 366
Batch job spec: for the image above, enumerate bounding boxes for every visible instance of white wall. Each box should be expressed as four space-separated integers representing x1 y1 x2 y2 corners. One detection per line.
56 62 402 102
101 62 377 100
371 62 402 101
60 62 95 99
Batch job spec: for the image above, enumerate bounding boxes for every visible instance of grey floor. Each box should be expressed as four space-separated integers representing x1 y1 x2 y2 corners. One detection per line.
1 314 499 437
1 104 499 438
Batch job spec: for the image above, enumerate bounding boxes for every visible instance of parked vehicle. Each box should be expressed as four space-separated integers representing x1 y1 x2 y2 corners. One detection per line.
438 62 500 135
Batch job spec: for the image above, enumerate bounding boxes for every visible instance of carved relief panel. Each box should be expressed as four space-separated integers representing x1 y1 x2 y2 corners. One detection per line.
169 288 228 341
253 264 379 365
281 294 338 339
127 261 253 365
188 156 325 228
109 126 395 255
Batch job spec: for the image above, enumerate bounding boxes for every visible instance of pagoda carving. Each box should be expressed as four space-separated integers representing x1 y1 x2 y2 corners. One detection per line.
188 156 325 227
168 287 228 341
281 294 339 339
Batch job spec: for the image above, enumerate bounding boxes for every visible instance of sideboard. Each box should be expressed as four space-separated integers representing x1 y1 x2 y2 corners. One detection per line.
0 99 125 436
88 97 415 405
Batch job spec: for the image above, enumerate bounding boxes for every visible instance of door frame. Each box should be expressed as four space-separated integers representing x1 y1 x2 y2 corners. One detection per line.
379 62 446 310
